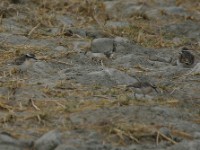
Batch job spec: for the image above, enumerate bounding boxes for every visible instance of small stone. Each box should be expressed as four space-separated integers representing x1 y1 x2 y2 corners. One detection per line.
0 132 32 149
105 21 130 28
91 38 114 53
71 29 87 37
0 145 21 150
166 140 200 150
114 37 129 43
34 130 62 150
114 37 131 53
55 144 78 150
193 132 200 139
0 132 20 146
164 7 186 16
55 46 67 51
86 30 104 39
57 16 74 26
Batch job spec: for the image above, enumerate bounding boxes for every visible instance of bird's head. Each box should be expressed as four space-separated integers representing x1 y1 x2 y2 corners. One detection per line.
25 53 37 60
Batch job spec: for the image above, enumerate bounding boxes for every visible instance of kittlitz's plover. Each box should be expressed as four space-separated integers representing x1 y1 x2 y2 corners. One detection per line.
14 53 36 64
13 53 37 73
126 81 158 98
85 51 114 66
178 47 195 67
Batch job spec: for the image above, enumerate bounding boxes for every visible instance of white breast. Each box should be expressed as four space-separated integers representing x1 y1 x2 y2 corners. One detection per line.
19 59 36 72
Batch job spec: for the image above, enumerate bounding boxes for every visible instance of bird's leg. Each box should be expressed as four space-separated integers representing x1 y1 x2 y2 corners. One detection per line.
141 89 146 97
143 92 146 97
134 92 137 99
153 87 158 93
100 60 104 67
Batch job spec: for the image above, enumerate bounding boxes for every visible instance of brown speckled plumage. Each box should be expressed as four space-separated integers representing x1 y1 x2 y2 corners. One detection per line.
126 81 158 98
178 48 195 66
14 53 37 65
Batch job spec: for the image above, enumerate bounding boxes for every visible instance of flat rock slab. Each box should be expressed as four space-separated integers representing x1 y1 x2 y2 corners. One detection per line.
91 38 114 53
77 68 138 86
34 130 62 150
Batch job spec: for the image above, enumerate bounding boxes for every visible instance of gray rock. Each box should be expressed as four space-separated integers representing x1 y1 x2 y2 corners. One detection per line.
105 21 130 28
55 46 67 51
91 38 114 53
57 16 74 26
114 37 129 44
34 130 62 150
86 30 105 39
0 33 28 45
163 21 200 39
55 144 78 150
69 29 87 37
0 132 21 146
164 6 187 16
111 147 127 150
82 144 112 150
32 61 53 75
0 145 22 150
0 87 8 97
72 41 90 51
193 132 200 139
78 68 137 86
128 93 155 101
145 9 162 20
0 132 32 149
2 19 29 33
104 0 145 18
167 140 200 150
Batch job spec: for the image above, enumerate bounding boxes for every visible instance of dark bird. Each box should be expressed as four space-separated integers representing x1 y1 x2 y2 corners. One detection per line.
178 47 195 67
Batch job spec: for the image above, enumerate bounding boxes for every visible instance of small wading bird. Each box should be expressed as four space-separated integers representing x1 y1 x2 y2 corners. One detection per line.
126 81 158 98
85 51 114 66
178 47 195 67
13 53 37 73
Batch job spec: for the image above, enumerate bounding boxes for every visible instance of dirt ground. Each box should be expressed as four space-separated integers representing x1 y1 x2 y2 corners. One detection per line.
0 0 200 150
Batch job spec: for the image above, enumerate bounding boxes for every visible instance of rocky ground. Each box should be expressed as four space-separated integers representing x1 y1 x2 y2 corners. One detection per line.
0 0 200 150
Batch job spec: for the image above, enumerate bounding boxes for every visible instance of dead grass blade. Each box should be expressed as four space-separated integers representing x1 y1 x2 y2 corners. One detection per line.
156 131 177 144
28 23 41 37
171 130 193 140
29 99 40 111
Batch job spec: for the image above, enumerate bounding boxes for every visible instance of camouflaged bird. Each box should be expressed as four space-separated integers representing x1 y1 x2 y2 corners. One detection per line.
14 53 37 65
13 53 37 72
178 47 195 67
126 81 158 98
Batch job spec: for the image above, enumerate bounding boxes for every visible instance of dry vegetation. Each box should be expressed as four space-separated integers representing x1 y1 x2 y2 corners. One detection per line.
0 0 199 147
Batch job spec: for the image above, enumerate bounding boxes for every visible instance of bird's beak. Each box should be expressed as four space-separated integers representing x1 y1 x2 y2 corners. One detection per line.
153 87 158 93
33 57 38 60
